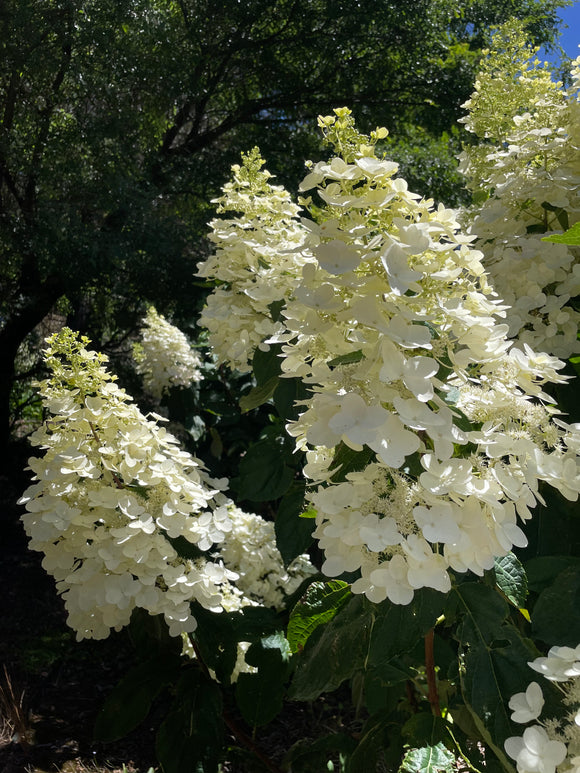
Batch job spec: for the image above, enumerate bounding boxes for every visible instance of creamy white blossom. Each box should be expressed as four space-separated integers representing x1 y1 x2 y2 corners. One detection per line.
510 682 546 724
506 645 580 773
134 306 203 398
198 107 580 607
458 21 580 358
19 329 233 640
217 505 317 611
505 725 567 773
197 147 311 372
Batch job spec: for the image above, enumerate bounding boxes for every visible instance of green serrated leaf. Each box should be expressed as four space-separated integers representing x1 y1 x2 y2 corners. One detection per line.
542 221 580 245
347 711 389 773
94 656 182 742
239 375 279 412
450 583 535 770
369 588 446 667
401 713 451 747
273 375 309 420
494 553 528 608
228 605 283 642
532 566 580 646
156 669 223 773
400 742 456 773
287 580 352 654
233 439 294 501
329 442 375 483
252 343 282 384
328 349 364 368
191 604 240 685
275 483 314 566
289 596 373 701
524 555 580 593
235 634 292 727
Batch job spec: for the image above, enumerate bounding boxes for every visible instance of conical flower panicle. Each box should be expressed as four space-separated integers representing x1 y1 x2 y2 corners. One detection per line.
20 329 234 640
458 21 580 358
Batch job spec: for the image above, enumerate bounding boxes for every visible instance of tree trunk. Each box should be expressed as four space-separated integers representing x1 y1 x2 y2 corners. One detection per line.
0 277 62 459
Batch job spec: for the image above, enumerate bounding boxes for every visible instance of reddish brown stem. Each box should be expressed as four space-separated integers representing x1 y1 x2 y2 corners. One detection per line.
425 628 440 716
222 711 284 773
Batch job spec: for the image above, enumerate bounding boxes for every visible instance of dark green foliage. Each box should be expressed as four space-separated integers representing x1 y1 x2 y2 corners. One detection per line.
156 668 224 773
493 553 528 608
234 632 293 727
275 482 315 566
532 565 580 646
287 580 352 653
94 655 183 742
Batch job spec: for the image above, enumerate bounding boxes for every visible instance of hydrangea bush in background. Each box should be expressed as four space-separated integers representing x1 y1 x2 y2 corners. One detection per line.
458 21 580 358
133 306 203 398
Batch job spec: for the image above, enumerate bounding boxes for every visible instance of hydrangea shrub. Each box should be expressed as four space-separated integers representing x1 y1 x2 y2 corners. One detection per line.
134 306 203 398
19 36 580 773
458 21 580 358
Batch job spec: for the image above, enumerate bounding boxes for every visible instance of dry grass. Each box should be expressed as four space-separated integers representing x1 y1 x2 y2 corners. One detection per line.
25 762 152 773
0 664 33 750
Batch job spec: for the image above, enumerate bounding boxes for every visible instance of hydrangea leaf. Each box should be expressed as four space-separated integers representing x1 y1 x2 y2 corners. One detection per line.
275 483 314 566
233 438 294 501
401 713 451 747
400 743 456 773
235 633 292 727
542 221 580 245
273 375 309 421
346 710 390 773
532 566 580 647
493 553 528 608
94 655 182 742
252 343 283 384
289 595 373 701
524 555 580 593
156 669 223 773
239 375 279 412
329 442 376 483
368 589 445 667
287 580 352 653
451 583 535 770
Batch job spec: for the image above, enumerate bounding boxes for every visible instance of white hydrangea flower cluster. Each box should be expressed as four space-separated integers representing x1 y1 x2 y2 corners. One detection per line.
505 645 580 773
19 328 235 640
218 505 317 611
458 21 580 358
199 107 580 606
197 147 312 372
181 505 316 682
133 306 203 398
